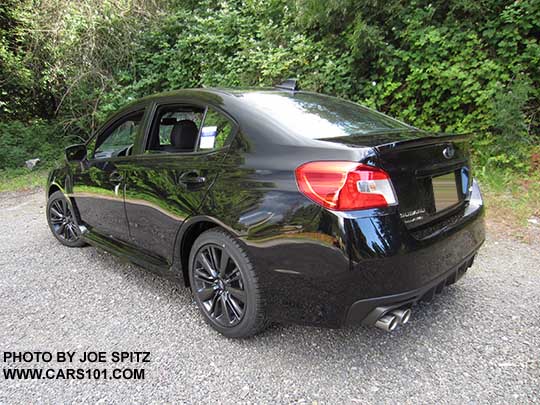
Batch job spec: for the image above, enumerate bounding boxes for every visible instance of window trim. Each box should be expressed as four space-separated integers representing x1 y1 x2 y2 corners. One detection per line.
195 107 209 151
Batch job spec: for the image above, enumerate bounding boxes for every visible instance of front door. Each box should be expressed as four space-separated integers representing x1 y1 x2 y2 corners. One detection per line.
70 108 146 242
123 102 237 264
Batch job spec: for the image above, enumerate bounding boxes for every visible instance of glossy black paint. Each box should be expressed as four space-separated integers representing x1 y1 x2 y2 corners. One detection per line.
47 88 485 328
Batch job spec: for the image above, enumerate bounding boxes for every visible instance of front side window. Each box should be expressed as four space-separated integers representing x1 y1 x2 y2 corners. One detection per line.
198 107 234 151
94 111 144 159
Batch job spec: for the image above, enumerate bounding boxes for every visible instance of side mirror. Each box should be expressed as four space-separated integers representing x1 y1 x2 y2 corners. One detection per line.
65 144 87 162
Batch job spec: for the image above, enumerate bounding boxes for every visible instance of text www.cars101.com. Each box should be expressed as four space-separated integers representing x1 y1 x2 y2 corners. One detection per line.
3 368 145 380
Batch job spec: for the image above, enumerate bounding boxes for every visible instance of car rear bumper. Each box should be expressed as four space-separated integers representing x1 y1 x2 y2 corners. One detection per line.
244 181 485 328
346 248 478 326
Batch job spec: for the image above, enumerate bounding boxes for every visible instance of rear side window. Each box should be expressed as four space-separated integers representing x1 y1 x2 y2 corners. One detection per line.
239 92 410 139
146 105 204 153
198 107 234 151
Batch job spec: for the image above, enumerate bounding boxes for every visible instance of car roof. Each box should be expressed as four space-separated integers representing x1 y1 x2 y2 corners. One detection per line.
137 86 303 103
115 87 301 115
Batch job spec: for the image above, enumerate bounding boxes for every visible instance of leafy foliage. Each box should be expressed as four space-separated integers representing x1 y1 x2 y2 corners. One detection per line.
0 120 64 169
0 0 539 172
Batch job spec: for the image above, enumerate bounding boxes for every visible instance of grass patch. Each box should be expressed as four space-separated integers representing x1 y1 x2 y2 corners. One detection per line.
0 168 48 193
477 167 540 228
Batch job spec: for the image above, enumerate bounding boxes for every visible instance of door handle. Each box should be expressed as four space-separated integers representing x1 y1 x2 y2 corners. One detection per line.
178 171 206 185
109 171 123 184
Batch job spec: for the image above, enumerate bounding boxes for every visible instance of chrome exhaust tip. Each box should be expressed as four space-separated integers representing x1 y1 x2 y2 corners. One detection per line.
374 314 398 332
391 308 412 325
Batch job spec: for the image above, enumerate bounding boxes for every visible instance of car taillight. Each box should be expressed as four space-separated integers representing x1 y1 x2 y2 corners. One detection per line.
295 161 397 211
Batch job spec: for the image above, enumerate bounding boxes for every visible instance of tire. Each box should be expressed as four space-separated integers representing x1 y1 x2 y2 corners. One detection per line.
46 191 86 247
188 228 267 338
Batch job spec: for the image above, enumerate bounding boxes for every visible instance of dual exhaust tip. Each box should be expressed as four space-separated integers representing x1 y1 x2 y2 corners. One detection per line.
374 308 412 332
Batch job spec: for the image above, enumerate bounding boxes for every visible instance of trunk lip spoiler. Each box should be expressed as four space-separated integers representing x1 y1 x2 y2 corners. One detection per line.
375 133 472 153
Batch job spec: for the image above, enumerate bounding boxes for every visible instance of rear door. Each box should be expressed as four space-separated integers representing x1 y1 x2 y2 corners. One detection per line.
122 100 237 264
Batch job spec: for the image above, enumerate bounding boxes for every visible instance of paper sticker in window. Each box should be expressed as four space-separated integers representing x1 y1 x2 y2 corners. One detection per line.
200 126 217 149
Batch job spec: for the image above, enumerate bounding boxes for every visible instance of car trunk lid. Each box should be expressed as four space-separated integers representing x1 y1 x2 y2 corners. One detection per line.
324 130 472 228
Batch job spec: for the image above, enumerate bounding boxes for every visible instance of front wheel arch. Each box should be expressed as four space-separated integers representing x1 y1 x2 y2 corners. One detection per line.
48 184 61 197
48 183 83 224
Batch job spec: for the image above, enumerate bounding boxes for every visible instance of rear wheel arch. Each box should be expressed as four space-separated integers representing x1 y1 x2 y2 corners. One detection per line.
178 219 220 287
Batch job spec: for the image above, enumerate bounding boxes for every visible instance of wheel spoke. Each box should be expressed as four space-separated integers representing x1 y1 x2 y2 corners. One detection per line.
57 223 66 236
208 294 219 316
195 263 215 278
197 286 216 302
219 249 230 277
209 246 220 270
67 223 78 240
199 252 218 278
221 295 232 324
62 227 70 240
225 268 241 284
52 200 62 213
53 204 65 219
228 287 246 303
60 199 67 215
227 295 243 320
194 267 215 283
65 224 74 240
50 207 63 219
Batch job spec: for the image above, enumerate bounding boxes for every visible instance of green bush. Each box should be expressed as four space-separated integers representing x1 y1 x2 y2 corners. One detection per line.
1 0 539 174
0 121 65 169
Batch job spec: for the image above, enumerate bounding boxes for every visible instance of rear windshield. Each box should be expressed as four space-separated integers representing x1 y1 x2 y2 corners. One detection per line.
240 92 410 139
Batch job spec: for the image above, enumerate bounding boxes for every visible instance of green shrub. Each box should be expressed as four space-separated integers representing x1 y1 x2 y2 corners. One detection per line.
1 0 539 174
0 121 65 169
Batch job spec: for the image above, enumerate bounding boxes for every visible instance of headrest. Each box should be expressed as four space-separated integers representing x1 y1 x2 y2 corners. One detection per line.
170 120 199 150
161 117 178 125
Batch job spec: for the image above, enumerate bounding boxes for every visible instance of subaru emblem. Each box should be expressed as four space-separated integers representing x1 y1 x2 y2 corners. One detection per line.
443 144 455 159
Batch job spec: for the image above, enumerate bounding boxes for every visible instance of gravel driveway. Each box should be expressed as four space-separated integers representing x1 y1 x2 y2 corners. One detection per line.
0 190 538 404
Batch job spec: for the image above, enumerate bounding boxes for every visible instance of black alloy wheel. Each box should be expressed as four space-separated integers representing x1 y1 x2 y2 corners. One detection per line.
192 244 246 327
189 229 267 338
47 191 86 247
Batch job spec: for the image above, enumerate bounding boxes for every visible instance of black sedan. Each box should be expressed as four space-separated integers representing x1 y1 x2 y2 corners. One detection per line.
46 81 485 337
